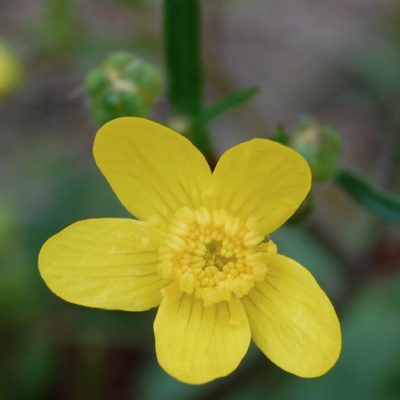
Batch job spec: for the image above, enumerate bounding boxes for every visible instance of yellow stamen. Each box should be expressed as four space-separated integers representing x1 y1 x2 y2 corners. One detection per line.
158 207 277 305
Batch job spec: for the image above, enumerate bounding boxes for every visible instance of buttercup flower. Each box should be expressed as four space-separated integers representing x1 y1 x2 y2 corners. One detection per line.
39 117 341 384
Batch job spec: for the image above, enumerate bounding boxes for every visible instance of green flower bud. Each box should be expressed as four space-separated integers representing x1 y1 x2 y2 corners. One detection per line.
290 120 342 182
85 70 108 97
85 51 163 125
166 116 192 136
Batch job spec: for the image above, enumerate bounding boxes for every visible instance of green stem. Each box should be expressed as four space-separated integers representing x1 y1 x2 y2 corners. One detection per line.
163 0 212 157
163 0 202 115
335 167 400 223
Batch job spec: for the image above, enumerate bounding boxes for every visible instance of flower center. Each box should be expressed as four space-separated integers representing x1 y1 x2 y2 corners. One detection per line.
158 207 276 305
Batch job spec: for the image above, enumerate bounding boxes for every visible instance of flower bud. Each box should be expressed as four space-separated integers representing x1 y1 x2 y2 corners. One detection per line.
166 116 192 136
290 120 342 182
0 40 23 99
85 51 163 125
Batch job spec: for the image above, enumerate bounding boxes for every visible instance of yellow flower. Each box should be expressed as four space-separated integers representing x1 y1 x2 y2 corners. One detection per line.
0 41 23 98
39 117 341 384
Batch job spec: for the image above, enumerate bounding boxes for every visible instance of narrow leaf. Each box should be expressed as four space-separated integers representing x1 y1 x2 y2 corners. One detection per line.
335 167 400 223
196 86 258 126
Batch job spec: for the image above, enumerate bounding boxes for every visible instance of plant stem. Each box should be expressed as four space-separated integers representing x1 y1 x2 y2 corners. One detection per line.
163 0 213 157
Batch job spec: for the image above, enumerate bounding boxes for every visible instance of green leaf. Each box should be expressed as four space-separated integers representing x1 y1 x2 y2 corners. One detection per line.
196 86 258 126
335 167 400 223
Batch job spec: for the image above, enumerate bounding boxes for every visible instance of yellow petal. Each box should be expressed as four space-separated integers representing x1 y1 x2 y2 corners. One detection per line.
210 139 311 236
93 117 212 222
243 254 341 377
154 287 251 384
39 218 166 311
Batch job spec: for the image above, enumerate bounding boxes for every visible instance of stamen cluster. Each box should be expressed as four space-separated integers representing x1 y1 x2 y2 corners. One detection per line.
158 207 273 305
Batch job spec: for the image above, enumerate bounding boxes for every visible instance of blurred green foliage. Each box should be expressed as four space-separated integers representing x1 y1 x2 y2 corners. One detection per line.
34 0 84 56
